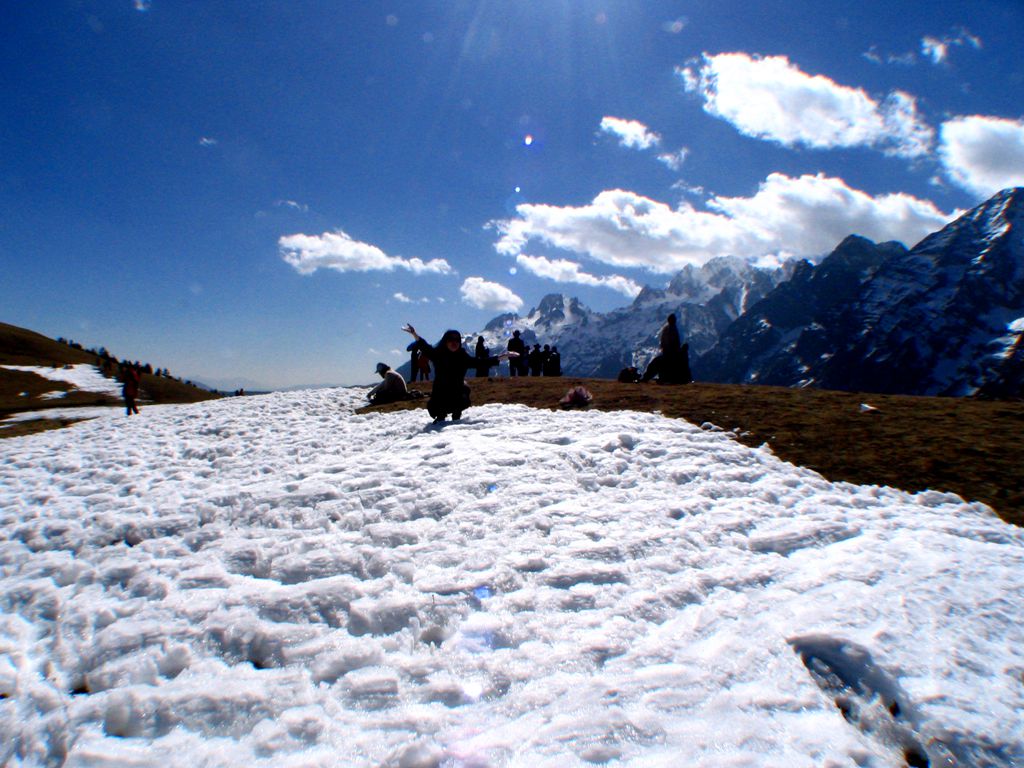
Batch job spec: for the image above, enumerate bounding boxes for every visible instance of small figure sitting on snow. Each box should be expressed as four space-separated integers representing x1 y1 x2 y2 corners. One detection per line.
367 363 410 406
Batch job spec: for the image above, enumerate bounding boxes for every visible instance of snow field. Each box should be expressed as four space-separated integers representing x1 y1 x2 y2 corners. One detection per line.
0 388 1021 767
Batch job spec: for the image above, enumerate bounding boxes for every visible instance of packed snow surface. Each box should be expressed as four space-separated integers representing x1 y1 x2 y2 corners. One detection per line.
1 388 1022 767
1 365 122 399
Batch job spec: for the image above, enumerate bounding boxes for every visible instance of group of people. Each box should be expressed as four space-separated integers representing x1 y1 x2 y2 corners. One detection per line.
505 331 562 377
368 313 692 422
404 331 563 382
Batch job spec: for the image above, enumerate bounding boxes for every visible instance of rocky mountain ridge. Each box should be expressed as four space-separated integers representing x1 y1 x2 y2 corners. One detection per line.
697 187 1024 397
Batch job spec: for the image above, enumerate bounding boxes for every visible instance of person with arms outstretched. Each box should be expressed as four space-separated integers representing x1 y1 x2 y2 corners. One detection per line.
402 323 516 423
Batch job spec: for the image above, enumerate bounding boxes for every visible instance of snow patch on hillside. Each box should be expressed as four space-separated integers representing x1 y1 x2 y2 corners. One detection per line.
2 364 122 398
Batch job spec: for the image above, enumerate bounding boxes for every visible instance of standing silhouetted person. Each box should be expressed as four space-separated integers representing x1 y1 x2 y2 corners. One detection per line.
544 346 562 376
407 342 424 383
507 330 527 377
474 336 492 378
528 344 543 376
642 314 691 384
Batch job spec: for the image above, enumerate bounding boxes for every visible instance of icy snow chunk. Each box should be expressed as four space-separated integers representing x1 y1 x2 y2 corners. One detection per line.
309 639 385 684
341 666 400 709
85 653 161 692
347 597 420 636
269 547 367 584
383 739 446 768
747 521 862 556
541 563 628 588
202 608 316 669
419 673 475 707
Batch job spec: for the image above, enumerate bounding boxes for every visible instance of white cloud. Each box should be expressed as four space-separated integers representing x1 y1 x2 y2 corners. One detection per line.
515 254 641 298
199 137 218 147
939 116 1024 196
599 117 661 151
459 277 523 312
134 0 151 11
279 230 453 276
275 199 308 212
678 53 933 158
493 173 956 273
922 27 982 64
393 292 412 303
657 148 689 171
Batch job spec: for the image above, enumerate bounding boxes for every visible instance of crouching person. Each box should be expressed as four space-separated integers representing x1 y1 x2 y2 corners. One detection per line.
368 362 410 406
402 323 515 423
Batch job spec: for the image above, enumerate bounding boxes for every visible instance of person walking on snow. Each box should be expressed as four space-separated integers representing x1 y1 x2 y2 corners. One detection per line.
403 323 516 423
121 363 141 416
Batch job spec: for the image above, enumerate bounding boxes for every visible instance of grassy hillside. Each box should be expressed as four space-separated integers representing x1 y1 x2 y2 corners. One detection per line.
0 321 220 431
361 377 1024 527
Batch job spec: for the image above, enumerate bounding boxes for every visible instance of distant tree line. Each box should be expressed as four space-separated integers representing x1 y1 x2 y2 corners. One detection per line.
56 337 207 391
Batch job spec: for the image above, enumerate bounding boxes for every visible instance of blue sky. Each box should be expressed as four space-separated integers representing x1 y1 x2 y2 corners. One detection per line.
4 1 1023 389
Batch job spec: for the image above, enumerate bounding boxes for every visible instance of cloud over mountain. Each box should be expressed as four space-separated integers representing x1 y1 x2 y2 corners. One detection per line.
493 173 956 273
460 277 523 312
515 254 641 298
939 116 1024 197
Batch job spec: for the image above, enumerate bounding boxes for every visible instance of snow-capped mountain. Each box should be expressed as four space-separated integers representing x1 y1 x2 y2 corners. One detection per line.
697 188 1024 397
470 257 789 378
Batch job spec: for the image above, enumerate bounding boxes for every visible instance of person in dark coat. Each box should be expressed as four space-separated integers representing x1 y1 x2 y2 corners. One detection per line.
403 324 515 422
407 342 423 382
121 363 141 416
507 330 527 377
642 313 691 383
544 346 562 376
528 344 543 376
473 336 492 378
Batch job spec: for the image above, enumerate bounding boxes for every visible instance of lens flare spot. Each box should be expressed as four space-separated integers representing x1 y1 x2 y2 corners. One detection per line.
523 135 534 146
